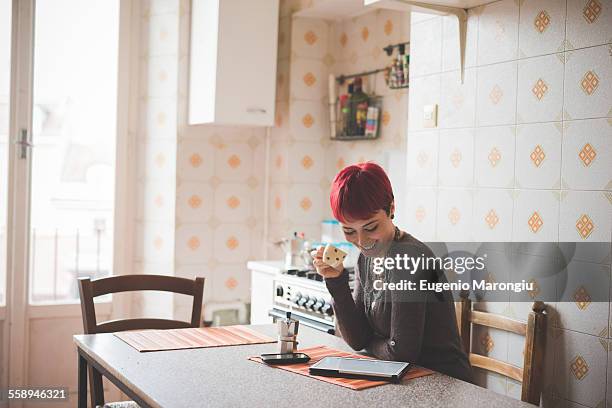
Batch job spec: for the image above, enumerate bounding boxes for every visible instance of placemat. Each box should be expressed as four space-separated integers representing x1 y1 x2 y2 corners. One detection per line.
248 345 434 390
115 325 275 352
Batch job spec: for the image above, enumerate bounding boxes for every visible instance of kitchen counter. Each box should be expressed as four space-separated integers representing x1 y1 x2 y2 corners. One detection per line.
74 325 533 408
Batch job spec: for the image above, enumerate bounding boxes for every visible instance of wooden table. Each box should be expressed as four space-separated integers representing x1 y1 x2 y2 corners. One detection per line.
74 324 533 408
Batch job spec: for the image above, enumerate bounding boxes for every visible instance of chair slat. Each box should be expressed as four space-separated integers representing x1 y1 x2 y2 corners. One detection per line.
470 310 527 336
469 354 523 383
97 318 193 333
91 274 198 297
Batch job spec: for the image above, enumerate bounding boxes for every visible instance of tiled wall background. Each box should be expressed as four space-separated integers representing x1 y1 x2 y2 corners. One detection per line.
405 1 611 406
268 6 411 259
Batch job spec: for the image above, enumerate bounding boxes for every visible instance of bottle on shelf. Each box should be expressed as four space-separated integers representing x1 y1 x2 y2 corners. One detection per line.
348 77 368 136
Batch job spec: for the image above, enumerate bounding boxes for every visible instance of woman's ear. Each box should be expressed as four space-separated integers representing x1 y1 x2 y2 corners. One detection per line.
389 200 395 219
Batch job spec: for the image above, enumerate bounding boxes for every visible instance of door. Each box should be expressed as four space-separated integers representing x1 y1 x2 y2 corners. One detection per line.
2 0 133 404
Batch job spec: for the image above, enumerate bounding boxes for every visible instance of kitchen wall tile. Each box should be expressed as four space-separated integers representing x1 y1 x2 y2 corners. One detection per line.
438 128 474 187
474 126 515 188
212 223 251 263
563 45 612 121
211 262 251 302
290 99 328 141
137 139 178 182
566 0 612 50
473 370 508 397
436 188 474 241
561 118 611 190
269 183 289 224
439 68 477 129
517 54 564 124
141 56 178 98
477 0 519 66
472 325 509 362
140 98 178 140
403 187 438 242
408 74 441 131
291 17 329 59
286 182 324 225
144 13 180 58
409 17 442 77
213 143 253 182
559 191 612 242
405 130 439 187
134 221 175 264
175 222 213 265
557 260 610 337
290 56 329 102
515 123 563 189
472 188 514 241
377 9 403 46
553 329 607 407
518 0 566 58
287 141 326 183
442 10 478 72
476 61 518 127
213 183 252 223
512 190 560 242
177 138 214 182
136 179 175 222
176 181 213 223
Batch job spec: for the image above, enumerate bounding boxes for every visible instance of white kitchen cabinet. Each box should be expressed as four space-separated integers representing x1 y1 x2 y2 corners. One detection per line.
249 267 276 324
189 0 279 126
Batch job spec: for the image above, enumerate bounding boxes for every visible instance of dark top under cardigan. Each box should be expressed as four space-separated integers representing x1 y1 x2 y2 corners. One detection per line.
325 232 474 383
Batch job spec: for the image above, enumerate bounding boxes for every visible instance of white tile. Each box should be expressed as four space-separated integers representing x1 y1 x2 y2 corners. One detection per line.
439 68 477 129
518 0 566 58
140 98 178 140
559 191 612 242
441 10 478 72
476 61 518 127
175 222 213 265
438 128 474 187
515 123 563 189
407 74 441 132
561 118 611 190
135 179 175 222
403 187 438 241
474 126 516 188
405 130 439 187
213 143 253 182
557 260 610 336
144 13 179 58
286 182 324 224
472 325 509 361
137 139 178 182
141 56 178 98
512 190 560 242
409 16 442 77
477 0 519 65
212 223 251 263
291 17 330 59
211 262 251 302
517 54 565 124
290 56 329 102
566 0 612 50
436 188 474 241
553 329 607 407
176 181 214 223
213 183 252 223
472 188 514 241
287 141 326 183
563 45 612 121
376 9 403 46
177 139 214 182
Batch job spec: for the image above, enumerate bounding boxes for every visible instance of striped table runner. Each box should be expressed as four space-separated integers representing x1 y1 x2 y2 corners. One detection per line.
249 345 434 390
115 325 276 352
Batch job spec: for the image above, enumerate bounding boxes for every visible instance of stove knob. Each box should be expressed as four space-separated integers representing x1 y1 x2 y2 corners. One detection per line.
313 298 324 312
305 297 316 310
296 270 307 277
275 285 284 297
321 302 334 316
297 295 309 307
291 291 302 304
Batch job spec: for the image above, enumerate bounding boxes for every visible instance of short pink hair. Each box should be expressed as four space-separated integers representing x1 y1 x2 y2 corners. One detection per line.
330 162 394 223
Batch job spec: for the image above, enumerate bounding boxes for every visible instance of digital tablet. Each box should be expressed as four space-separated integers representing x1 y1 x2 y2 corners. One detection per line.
308 357 410 383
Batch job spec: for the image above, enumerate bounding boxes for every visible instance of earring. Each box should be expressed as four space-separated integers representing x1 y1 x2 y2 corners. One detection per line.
391 214 395 219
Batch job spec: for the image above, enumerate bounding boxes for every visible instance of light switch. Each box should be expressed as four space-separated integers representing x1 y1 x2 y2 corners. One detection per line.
423 104 438 128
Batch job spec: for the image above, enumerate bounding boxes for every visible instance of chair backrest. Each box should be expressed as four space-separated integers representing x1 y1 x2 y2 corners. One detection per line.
457 292 546 405
78 274 205 334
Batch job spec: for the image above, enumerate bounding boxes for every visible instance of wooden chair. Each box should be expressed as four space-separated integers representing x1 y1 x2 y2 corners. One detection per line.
78 275 205 408
457 292 546 405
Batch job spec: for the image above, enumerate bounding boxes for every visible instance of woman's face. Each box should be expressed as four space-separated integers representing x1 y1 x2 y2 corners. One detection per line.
341 205 395 257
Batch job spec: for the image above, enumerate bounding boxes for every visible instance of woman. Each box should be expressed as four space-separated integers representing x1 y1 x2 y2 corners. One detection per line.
312 162 473 383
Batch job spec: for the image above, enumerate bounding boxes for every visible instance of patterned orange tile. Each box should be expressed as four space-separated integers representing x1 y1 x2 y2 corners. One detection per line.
528 211 544 233
336 157 345 170
382 111 391 126
580 71 599 95
485 209 499 229
480 333 494 353
303 72 316 87
530 145 546 167
489 85 503 105
583 0 602 23
302 113 314 128
227 154 241 169
188 236 200 250
573 286 591 310
274 196 281 210
188 195 202 209
361 27 369 41
532 78 549 100
225 277 238 290
488 147 502 167
189 153 202 168
576 214 594 239
226 236 239 250
304 30 317 45
300 197 312 211
578 143 596 166
275 154 283 169
450 149 462 168
384 19 393 36
301 155 314 169
448 207 461 226
227 196 240 209
415 206 426 223
570 355 589 380
534 10 550 33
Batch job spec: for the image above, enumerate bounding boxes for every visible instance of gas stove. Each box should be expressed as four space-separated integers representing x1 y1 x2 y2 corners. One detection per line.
269 267 355 335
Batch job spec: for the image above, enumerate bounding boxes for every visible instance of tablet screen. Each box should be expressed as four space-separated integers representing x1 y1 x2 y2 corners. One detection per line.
311 357 409 377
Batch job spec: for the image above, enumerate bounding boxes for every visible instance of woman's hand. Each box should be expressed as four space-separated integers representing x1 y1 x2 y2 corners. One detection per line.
311 247 344 279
